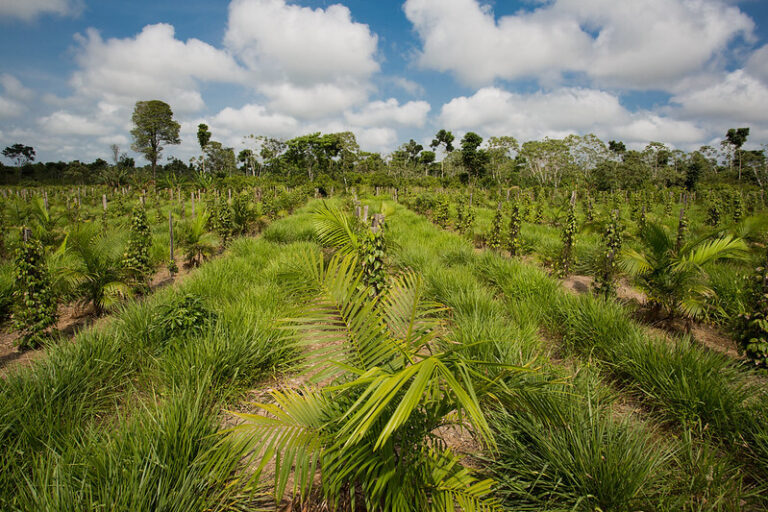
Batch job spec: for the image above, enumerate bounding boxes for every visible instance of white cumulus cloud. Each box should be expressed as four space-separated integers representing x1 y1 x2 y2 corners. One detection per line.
404 0 753 90
71 23 246 113
439 86 705 147
0 0 83 21
345 99 431 127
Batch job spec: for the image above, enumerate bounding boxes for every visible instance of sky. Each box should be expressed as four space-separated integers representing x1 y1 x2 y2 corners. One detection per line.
1 0 768 165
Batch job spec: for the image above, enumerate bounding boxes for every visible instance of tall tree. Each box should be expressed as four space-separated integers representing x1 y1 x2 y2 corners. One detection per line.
486 136 519 184
130 100 181 182
197 123 212 174
460 132 488 186
2 144 35 167
430 129 455 178
725 127 750 180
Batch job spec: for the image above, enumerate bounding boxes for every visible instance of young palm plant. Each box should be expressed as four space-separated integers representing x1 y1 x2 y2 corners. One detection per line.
177 210 219 268
228 251 518 511
63 224 130 315
620 223 748 321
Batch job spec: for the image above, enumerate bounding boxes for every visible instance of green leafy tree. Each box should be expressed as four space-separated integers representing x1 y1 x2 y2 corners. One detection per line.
359 219 388 297
487 207 504 250
725 127 749 180
214 197 235 246
197 123 211 174
621 224 747 320
461 132 488 186
557 195 577 277
430 129 455 178
130 100 181 182
12 232 57 348
2 144 35 167
592 210 623 299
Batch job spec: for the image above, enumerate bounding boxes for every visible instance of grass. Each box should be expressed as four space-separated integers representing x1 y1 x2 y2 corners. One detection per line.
383 201 767 509
0 203 317 509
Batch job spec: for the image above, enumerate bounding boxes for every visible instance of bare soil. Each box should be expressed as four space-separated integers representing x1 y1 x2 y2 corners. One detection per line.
0 257 194 378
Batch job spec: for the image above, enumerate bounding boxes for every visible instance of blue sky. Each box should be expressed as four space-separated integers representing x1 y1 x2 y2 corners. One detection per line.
2 0 768 164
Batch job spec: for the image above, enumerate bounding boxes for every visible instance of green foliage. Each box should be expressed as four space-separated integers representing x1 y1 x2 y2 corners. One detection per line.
65 224 131 315
459 202 476 236
487 377 668 511
732 246 768 368
12 232 57 348
507 202 522 256
487 207 504 251
706 197 722 226
149 292 215 344
621 223 748 320
178 211 219 267
130 100 181 179
556 197 577 277
593 210 623 299
732 193 744 224
122 204 153 291
359 220 388 297
433 193 450 228
230 251 512 511
214 197 234 246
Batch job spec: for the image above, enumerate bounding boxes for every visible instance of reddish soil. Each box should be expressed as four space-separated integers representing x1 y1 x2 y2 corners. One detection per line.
0 258 194 378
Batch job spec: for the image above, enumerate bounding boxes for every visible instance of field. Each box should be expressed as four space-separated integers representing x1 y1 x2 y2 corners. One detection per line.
1 184 767 511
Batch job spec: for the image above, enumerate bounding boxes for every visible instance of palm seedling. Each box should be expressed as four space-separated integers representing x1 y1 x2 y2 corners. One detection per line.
620 222 748 321
228 249 521 511
62 224 130 316
177 211 219 268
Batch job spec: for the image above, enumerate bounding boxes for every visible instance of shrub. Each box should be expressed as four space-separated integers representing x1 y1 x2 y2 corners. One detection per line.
123 205 153 291
12 232 57 348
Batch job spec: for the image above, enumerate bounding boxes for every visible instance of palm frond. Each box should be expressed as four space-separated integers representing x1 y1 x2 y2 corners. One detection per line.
674 235 748 271
311 202 359 256
619 247 653 275
229 387 329 502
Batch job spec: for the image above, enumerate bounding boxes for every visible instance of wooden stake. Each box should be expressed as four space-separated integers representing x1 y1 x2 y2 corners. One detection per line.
169 211 175 263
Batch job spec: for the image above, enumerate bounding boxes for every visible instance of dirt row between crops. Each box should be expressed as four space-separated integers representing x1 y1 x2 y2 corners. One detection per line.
0 254 196 378
561 273 743 361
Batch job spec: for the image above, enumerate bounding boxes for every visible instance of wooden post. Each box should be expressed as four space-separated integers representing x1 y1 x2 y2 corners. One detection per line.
169 211 175 263
228 189 232 202
43 190 49 210
140 194 145 207
355 205 361 218
371 213 384 233
22 228 30 242
362 205 369 223
102 194 107 212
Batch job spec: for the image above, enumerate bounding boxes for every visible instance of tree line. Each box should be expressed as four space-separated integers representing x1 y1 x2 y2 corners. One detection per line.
2 100 765 191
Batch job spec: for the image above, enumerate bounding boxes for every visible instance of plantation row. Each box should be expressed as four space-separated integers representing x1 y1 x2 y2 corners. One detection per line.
0 184 307 348
401 185 768 367
1 188 767 510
